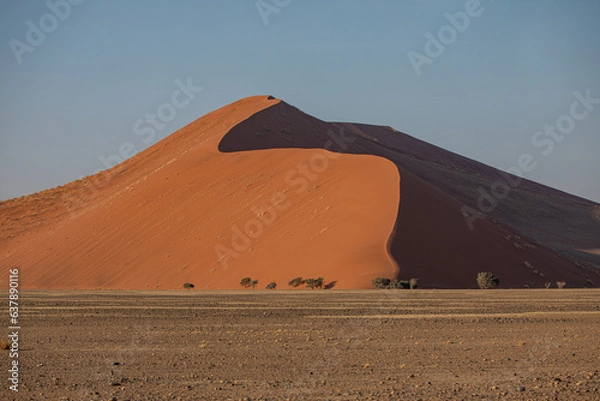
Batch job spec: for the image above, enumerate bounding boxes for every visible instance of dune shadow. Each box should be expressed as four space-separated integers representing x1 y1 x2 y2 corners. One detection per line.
217 101 429 281
218 101 599 287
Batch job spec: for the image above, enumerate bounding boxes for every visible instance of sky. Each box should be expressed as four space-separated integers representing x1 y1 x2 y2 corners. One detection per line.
0 0 599 202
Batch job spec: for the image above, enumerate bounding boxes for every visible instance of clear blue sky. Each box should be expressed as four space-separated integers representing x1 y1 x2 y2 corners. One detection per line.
1 0 599 202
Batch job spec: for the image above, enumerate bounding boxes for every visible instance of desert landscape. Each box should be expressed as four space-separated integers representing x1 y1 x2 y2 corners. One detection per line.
2 2 599 400
1 96 599 290
2 289 599 400
1 94 600 400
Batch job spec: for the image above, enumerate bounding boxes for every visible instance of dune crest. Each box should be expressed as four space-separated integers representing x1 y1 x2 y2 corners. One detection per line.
0 96 399 289
1 95 599 289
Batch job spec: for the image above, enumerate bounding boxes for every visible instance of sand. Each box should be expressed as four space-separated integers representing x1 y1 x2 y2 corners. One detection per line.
1 95 599 289
5 289 600 400
0 96 398 289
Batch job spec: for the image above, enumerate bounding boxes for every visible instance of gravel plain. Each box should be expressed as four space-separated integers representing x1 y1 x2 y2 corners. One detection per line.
3 289 600 400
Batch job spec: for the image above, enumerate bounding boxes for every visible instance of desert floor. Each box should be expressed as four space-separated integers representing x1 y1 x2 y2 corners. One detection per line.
4 289 600 400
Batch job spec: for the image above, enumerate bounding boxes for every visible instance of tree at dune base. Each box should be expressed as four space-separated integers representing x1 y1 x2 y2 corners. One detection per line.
240 277 259 289
305 277 324 289
288 277 305 288
477 272 500 289
372 277 419 289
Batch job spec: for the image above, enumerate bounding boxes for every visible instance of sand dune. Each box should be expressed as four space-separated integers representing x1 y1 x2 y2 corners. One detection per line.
219 99 600 288
1 95 599 289
0 96 398 289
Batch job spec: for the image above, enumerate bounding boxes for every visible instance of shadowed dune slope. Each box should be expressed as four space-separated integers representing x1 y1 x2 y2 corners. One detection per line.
219 100 600 288
0 96 399 289
1 96 599 289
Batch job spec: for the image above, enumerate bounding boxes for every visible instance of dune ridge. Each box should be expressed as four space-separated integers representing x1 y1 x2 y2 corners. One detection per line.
1 95 599 289
0 96 399 289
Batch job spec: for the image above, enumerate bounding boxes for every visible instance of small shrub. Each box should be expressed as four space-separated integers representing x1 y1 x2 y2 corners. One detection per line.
183 282 195 289
477 272 499 289
305 277 324 289
372 277 391 289
389 279 403 289
371 278 416 289
324 281 337 289
288 277 305 287
250 280 259 289
398 280 411 289
240 277 252 288
544 282 552 289
409 278 419 290
266 282 277 290
556 281 566 289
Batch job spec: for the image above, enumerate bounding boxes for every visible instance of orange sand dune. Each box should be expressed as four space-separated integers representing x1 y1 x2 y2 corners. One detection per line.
0 96 398 289
1 95 599 289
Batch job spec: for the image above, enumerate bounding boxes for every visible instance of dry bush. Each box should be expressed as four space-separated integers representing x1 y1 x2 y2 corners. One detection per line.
477 272 499 289
288 277 305 287
399 280 411 289
305 277 324 289
240 277 252 288
372 277 391 289
389 279 401 289
556 281 566 289
409 278 419 290
323 281 337 289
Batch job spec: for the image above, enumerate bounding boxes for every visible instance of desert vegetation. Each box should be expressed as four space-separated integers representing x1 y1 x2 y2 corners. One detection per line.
240 277 252 288
182 282 195 289
476 272 500 289
390 279 406 289
237 277 332 290
372 277 419 289
371 277 391 289
288 277 305 287
240 277 258 289
305 277 324 289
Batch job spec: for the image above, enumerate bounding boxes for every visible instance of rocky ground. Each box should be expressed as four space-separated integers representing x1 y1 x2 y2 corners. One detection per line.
2 289 600 400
